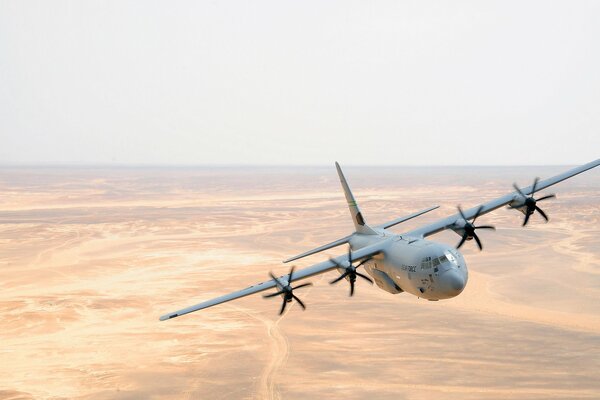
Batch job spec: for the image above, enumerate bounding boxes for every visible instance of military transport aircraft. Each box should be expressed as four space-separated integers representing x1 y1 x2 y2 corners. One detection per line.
160 159 600 320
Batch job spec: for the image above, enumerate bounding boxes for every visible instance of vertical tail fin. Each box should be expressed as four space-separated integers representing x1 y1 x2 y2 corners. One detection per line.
335 162 377 235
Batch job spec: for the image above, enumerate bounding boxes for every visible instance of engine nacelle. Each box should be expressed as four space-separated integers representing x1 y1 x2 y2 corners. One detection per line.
507 201 527 215
451 219 472 240
274 281 291 300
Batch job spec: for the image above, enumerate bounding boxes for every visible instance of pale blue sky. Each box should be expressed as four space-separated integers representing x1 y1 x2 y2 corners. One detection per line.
1 1 599 165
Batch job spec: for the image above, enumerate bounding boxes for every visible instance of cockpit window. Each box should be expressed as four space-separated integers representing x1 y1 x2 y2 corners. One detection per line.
422 254 457 269
420 256 432 269
444 251 457 264
423 260 431 268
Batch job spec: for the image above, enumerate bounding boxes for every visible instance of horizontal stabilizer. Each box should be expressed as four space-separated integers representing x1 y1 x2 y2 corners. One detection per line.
283 235 351 264
375 206 440 230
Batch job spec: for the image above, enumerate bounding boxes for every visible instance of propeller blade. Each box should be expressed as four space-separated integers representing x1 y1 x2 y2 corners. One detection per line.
474 225 496 230
355 272 374 284
329 258 344 269
523 212 531 227
288 266 295 283
537 194 556 202
292 282 313 290
513 183 526 198
472 205 484 223
263 290 286 298
457 233 468 249
457 206 467 221
350 279 355 296
531 177 539 194
473 233 483 251
535 206 549 222
355 258 371 268
292 294 306 310
330 271 350 284
269 272 285 287
347 246 353 265
279 300 287 315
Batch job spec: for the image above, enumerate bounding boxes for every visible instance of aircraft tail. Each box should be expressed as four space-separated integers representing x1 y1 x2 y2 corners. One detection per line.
335 162 378 235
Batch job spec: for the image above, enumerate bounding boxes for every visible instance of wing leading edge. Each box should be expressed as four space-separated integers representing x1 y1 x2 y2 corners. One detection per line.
404 159 600 239
159 240 387 321
375 205 440 230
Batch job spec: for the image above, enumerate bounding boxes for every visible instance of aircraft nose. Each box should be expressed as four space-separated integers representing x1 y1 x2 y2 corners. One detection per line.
439 269 465 297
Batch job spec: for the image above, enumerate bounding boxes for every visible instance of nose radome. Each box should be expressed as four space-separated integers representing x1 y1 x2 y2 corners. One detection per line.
440 269 465 297
449 273 465 291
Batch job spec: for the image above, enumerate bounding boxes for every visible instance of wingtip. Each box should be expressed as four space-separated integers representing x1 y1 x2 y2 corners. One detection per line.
335 161 345 178
159 313 178 321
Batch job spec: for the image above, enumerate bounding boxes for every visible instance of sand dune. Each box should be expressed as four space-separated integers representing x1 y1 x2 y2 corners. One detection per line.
0 166 599 399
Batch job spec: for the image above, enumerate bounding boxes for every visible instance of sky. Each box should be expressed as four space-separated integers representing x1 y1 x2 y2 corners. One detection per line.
1 1 599 166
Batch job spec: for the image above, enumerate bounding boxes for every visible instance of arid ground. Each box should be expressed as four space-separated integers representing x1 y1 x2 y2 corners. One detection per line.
0 166 599 400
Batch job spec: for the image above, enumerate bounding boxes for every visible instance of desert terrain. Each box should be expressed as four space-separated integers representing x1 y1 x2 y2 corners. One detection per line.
0 165 599 400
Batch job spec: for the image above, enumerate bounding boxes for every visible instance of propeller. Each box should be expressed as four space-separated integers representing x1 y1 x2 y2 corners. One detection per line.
329 246 373 296
263 266 312 315
512 177 556 226
456 205 496 251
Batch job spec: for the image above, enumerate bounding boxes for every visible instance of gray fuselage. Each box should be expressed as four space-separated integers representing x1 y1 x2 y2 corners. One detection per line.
349 230 468 301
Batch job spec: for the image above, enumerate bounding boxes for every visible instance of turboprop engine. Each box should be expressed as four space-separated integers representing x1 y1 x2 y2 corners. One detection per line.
451 205 495 251
263 266 312 315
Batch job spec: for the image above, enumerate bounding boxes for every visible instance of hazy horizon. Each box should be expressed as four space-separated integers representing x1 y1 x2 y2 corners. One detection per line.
0 162 594 168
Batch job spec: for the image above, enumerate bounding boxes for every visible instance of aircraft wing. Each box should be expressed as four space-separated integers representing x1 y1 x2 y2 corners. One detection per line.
375 205 440 230
283 235 352 263
404 159 600 238
159 240 387 321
